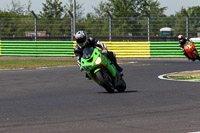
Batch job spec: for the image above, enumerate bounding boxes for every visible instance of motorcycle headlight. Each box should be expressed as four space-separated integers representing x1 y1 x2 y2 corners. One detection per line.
94 56 102 65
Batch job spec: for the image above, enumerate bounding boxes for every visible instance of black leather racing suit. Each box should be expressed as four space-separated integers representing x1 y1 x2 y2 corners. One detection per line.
74 37 122 72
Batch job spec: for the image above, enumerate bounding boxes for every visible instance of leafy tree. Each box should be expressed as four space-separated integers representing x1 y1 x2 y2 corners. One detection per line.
39 0 65 37
0 10 34 37
84 13 109 36
25 0 32 15
90 1 110 36
93 1 109 18
139 0 167 36
91 0 167 36
5 0 32 15
187 6 200 37
2 0 200 39
39 0 64 19
64 0 84 20
143 0 166 16
63 0 85 36
6 0 25 15
173 6 200 37
0 0 33 37
173 8 188 36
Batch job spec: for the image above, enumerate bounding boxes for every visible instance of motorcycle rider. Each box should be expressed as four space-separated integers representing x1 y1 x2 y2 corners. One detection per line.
178 35 190 59
74 31 123 79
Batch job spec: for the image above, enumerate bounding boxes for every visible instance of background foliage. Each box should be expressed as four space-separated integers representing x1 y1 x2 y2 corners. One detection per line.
0 0 200 39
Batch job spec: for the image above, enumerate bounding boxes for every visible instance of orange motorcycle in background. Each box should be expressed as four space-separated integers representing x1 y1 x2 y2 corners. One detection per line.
183 41 200 61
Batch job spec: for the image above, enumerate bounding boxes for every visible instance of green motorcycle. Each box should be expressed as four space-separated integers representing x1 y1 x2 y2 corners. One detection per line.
81 47 126 93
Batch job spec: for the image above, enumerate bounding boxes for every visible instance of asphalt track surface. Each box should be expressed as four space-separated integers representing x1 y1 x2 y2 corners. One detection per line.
0 59 200 133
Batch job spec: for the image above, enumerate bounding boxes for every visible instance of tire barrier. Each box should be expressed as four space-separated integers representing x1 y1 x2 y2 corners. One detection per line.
150 41 184 58
0 40 1 56
103 42 150 58
0 41 199 58
104 41 200 58
1 41 74 56
150 41 200 58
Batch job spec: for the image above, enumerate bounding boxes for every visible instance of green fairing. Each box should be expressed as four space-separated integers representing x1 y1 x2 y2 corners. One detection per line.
101 54 117 77
81 48 117 83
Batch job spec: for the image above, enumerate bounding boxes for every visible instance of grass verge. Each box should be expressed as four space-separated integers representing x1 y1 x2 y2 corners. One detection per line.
164 70 200 81
0 59 129 70
0 59 77 69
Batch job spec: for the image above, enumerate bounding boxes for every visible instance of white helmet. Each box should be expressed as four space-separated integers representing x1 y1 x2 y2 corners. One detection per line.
74 31 88 47
178 35 187 45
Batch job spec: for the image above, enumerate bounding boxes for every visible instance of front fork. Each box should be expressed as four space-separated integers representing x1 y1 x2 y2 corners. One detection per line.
86 55 119 86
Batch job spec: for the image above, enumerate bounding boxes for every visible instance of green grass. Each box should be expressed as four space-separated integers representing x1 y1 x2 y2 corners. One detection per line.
0 59 77 69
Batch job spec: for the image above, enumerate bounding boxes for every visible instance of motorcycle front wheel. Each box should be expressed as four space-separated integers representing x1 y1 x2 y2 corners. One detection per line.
95 70 115 93
116 77 126 92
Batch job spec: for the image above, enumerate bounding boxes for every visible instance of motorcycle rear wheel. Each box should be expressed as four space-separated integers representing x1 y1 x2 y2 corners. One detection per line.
194 52 200 61
95 70 115 93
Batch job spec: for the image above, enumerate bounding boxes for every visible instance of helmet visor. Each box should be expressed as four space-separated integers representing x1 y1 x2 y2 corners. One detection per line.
76 37 86 44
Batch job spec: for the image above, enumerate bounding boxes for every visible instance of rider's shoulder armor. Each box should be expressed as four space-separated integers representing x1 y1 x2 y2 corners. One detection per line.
88 37 96 44
84 37 96 48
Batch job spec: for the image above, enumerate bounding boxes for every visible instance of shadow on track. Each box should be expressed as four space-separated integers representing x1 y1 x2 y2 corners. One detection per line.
98 90 138 94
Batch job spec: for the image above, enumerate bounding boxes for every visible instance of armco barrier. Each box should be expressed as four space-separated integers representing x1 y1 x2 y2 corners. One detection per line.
1 41 74 56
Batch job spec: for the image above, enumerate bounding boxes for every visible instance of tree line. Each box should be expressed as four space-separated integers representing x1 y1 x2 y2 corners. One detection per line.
0 0 200 38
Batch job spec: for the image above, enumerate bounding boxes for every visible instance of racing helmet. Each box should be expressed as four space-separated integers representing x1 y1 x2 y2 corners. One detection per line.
74 31 88 47
178 35 187 45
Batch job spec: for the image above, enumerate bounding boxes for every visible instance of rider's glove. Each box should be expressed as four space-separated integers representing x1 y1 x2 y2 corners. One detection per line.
80 67 83 72
77 60 83 72
102 49 108 55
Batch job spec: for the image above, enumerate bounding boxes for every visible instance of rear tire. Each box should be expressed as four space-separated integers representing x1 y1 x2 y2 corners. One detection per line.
95 70 115 93
194 52 200 61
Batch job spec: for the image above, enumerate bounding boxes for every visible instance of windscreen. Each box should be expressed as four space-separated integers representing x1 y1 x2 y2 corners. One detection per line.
82 47 94 59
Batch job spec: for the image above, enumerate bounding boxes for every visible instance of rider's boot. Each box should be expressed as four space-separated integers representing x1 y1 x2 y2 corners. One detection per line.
114 63 123 76
85 73 91 80
184 52 190 60
114 63 123 72
108 51 123 76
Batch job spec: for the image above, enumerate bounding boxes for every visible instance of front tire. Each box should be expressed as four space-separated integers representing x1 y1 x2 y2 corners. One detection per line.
95 70 115 93
116 77 126 92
